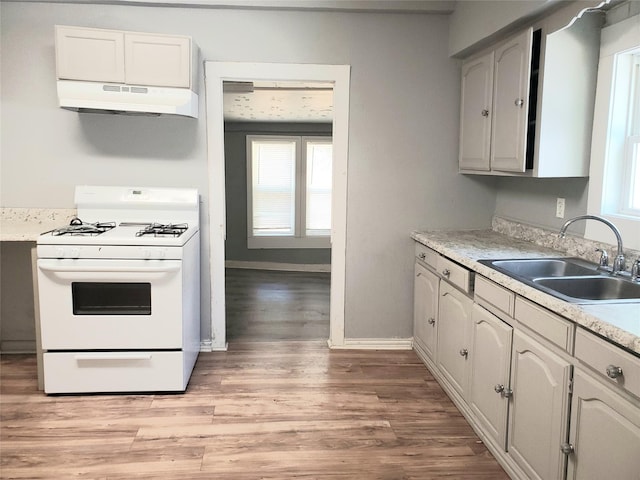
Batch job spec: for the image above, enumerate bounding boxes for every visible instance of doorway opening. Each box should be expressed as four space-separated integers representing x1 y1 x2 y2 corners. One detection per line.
204 62 350 350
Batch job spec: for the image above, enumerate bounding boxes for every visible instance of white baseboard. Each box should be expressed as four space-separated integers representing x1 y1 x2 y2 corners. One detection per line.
329 338 413 350
225 260 331 273
200 340 228 352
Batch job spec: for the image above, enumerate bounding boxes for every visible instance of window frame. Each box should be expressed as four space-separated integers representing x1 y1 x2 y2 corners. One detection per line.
246 134 332 249
586 14 640 250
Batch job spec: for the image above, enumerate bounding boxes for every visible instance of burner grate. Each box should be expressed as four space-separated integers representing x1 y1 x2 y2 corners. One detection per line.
135 223 188 237
46 217 116 236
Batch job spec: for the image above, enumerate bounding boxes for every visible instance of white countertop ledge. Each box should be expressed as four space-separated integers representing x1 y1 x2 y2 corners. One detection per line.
412 229 640 356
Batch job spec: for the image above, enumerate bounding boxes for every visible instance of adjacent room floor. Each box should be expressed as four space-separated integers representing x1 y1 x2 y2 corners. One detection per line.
225 268 331 342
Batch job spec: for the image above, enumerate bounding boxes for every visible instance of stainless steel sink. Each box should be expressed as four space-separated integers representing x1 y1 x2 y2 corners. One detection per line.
478 257 640 304
484 258 598 278
533 276 640 302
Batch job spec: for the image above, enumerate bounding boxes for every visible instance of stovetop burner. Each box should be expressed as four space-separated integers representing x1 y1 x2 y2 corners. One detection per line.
134 223 188 238
45 217 116 236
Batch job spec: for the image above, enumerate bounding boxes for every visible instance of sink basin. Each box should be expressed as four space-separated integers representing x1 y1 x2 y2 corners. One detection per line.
533 276 640 302
478 257 640 304
483 258 597 278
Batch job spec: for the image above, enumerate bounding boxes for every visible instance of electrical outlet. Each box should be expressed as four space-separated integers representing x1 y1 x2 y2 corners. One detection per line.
556 197 566 218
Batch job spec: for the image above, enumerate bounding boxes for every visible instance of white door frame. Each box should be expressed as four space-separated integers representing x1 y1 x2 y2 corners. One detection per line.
204 61 350 350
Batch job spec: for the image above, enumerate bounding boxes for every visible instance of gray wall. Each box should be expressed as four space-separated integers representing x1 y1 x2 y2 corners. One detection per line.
494 177 589 235
1 2 498 342
224 122 332 265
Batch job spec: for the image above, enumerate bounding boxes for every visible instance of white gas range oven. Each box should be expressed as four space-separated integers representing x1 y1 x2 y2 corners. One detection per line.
37 185 200 394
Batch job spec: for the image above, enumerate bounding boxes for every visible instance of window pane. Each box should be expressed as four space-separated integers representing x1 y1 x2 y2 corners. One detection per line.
252 141 296 236
306 142 332 235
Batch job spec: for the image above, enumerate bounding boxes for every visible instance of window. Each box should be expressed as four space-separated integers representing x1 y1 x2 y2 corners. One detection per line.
586 14 640 250
247 135 332 248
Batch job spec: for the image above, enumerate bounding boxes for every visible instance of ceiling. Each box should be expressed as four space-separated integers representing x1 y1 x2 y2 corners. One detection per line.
223 81 335 123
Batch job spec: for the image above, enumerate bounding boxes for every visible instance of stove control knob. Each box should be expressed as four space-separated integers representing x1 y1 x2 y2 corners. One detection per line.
158 249 166 258
70 248 80 258
142 248 151 259
55 247 65 258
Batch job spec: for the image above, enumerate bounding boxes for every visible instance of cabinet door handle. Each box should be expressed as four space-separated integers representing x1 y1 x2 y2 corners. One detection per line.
494 384 512 398
515 98 524 107
481 109 489 117
459 348 468 358
427 317 436 325
606 365 623 379
442 269 451 278
560 443 575 455
418 252 426 260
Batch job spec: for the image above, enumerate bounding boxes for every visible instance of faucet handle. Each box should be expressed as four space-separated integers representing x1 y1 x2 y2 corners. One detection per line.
632 258 640 282
595 248 609 267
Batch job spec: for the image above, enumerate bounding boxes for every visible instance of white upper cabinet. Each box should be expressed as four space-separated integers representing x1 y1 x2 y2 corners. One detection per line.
491 29 532 173
55 26 125 83
459 52 494 171
458 8 602 177
55 26 195 89
124 33 191 87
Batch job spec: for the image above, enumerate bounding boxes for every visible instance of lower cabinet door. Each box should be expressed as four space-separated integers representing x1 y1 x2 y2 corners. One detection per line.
413 263 439 361
468 304 513 450
507 331 572 480
566 369 640 480
436 281 473 400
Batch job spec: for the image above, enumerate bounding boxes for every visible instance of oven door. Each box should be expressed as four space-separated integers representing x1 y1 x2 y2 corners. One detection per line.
38 258 185 350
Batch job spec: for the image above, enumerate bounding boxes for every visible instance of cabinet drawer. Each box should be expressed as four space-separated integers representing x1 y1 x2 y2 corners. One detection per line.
43 351 188 394
475 276 515 316
574 328 640 399
437 256 473 294
415 243 439 270
515 297 574 353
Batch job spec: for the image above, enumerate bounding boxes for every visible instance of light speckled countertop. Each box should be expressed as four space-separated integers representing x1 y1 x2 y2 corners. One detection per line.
411 229 640 356
0 208 76 241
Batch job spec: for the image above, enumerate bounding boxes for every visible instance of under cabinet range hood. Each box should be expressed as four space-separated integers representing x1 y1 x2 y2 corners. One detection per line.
57 80 199 118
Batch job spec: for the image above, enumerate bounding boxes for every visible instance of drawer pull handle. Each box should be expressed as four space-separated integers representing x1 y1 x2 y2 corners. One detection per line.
494 384 513 398
442 269 451 278
560 443 575 455
427 317 436 326
459 348 468 358
605 365 623 379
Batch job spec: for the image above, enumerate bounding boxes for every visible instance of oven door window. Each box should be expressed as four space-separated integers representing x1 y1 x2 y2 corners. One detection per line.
72 282 151 315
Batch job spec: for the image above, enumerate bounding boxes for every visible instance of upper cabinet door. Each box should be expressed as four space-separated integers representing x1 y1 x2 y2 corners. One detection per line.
491 28 533 173
55 26 125 83
459 52 494 171
124 33 191 88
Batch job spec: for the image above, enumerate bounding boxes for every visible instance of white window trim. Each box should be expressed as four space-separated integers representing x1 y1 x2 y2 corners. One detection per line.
586 14 640 250
246 135 332 249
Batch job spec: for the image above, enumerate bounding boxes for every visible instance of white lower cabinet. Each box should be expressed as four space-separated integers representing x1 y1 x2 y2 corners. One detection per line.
412 249 640 480
507 330 572 480
565 369 640 480
468 304 513 450
413 263 439 361
436 281 473 400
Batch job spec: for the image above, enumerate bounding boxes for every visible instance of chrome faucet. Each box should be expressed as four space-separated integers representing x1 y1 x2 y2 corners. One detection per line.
559 215 626 274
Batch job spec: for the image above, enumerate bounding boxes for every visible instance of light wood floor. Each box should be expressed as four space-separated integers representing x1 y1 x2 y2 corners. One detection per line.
225 268 331 342
1 342 508 479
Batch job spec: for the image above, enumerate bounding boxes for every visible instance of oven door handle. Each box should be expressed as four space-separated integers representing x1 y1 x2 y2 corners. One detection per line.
38 264 181 273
